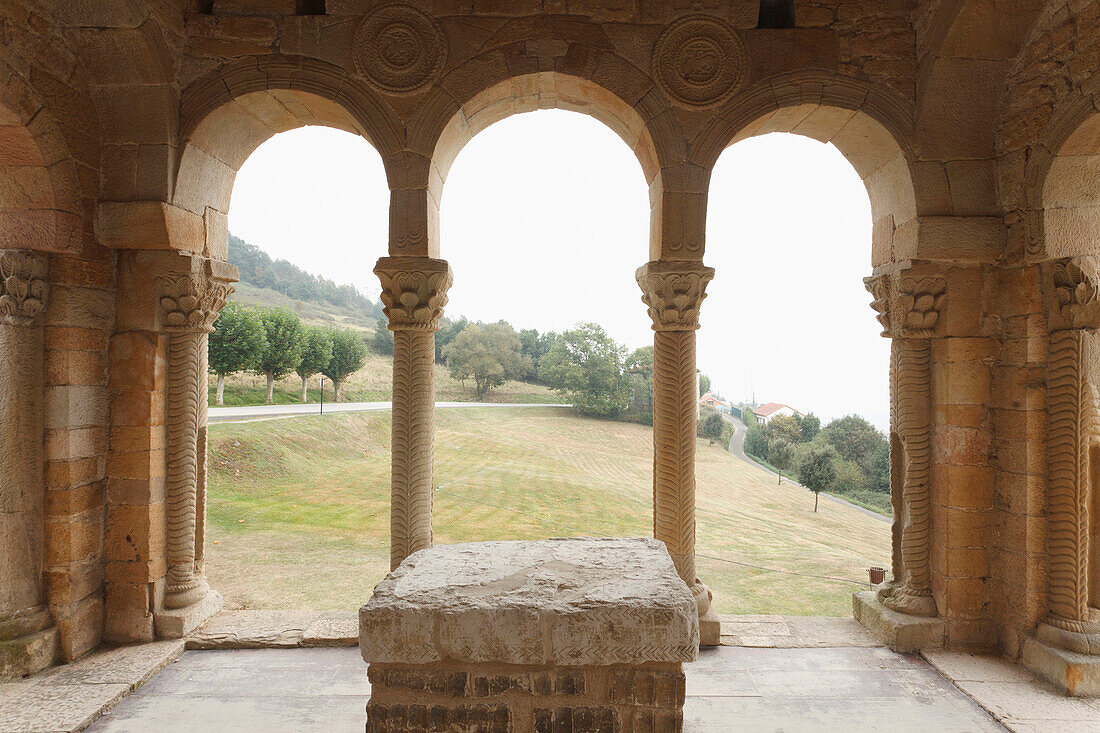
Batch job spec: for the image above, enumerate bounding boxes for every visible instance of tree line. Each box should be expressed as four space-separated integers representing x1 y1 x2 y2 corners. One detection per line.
743 412 889 513
209 303 367 404
229 235 384 322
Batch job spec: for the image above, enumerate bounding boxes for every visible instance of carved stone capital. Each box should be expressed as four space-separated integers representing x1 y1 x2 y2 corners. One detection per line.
636 261 715 332
156 274 234 333
1042 257 1100 331
864 271 946 339
0 250 48 327
374 257 452 332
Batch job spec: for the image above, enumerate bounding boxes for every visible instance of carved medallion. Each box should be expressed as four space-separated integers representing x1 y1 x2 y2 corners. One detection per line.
652 15 747 109
354 4 447 95
0 250 48 326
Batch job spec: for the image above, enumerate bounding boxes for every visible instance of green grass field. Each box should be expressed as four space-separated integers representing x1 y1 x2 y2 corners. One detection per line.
205 408 890 616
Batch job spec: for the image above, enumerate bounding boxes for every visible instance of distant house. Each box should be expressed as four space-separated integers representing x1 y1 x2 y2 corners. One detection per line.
699 392 732 415
752 402 803 425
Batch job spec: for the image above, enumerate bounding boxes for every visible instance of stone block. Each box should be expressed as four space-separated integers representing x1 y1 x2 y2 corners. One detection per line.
0 627 59 681
1022 636 1100 697
154 590 222 639
852 591 945 653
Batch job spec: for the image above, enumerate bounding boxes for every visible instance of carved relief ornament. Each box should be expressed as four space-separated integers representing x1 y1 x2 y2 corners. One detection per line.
636 261 715 331
354 3 447 95
652 15 747 109
374 257 452 332
864 272 946 339
0 250 48 326
1043 257 1100 331
157 275 234 333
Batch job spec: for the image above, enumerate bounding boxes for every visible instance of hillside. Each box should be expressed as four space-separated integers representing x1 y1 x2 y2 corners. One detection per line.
204 407 890 615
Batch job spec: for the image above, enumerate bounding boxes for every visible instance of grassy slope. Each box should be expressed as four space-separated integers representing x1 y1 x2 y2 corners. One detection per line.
205 408 889 615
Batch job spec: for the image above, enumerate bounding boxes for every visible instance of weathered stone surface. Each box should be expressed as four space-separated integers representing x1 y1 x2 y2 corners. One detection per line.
0 628 58 681
852 591 944 653
360 538 699 667
0 681 129 733
1022 636 1100 697
39 639 183 688
301 612 358 648
154 590 222 640
186 609 313 649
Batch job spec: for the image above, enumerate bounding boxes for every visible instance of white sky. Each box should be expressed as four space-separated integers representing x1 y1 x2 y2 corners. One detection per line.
229 112 889 430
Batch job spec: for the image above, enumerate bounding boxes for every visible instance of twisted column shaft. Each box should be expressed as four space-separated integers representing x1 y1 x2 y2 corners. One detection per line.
390 330 436 569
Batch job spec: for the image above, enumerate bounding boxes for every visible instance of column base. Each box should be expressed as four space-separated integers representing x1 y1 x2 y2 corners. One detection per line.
852 590 944 652
699 604 720 647
0 627 59 681
1023 636 1100 697
154 590 222 639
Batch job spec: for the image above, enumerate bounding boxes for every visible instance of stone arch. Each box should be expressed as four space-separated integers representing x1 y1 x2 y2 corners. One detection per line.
0 61 83 252
173 57 404 257
400 33 681 258
695 73 918 267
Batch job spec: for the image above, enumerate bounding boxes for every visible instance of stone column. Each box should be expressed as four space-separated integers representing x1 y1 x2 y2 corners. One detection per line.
374 257 452 570
636 260 719 646
1034 258 1100 655
865 273 945 618
0 250 58 679
155 272 233 620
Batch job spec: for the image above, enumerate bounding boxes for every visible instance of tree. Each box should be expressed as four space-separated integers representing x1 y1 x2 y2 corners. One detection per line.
538 322 628 418
821 414 884 465
370 316 393 356
624 346 655 424
518 328 556 376
435 316 469 363
768 414 802 444
443 322 530 399
699 372 711 397
295 326 334 402
699 409 725 444
800 412 821 442
744 421 769 460
323 328 367 401
257 308 306 404
799 444 838 512
869 440 891 494
769 438 795 485
208 302 266 406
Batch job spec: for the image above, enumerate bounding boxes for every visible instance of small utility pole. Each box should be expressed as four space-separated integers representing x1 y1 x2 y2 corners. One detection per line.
319 375 324 415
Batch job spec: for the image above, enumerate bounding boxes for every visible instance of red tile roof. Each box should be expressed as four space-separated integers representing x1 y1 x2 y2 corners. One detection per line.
753 402 800 417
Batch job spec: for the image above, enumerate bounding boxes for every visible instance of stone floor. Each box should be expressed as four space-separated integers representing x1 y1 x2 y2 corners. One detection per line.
3 614 1099 732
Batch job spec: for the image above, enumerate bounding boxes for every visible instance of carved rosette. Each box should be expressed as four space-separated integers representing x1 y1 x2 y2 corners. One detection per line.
354 3 447 95
375 257 452 332
0 250 48 327
636 261 715 332
157 275 234 333
1039 258 1100 649
866 270 945 618
652 15 747 109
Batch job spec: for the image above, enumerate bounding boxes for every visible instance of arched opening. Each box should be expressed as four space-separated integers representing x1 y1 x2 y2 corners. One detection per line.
1041 114 1100 259
701 103 915 614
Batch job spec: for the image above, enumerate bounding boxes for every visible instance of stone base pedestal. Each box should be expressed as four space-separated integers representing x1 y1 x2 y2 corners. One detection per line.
367 661 684 732
852 590 944 652
0 627 59 680
154 590 222 639
1023 636 1100 697
699 605 720 647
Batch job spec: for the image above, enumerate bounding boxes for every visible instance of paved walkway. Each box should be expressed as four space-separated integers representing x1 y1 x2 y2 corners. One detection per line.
208 401 570 423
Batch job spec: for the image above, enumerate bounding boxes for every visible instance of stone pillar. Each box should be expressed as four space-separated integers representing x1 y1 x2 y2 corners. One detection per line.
154 269 233 635
374 257 452 570
0 250 58 679
865 273 945 618
636 260 719 646
1028 258 1100 668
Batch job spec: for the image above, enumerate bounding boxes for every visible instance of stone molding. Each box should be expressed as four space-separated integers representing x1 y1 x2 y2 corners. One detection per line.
354 3 447 95
1042 257 1100 332
375 257 452 332
636 261 715 332
651 15 747 109
863 272 946 340
156 274 234 333
0 250 48 327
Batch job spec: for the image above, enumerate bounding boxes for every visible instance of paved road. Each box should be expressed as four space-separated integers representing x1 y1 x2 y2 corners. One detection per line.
209 401 570 423
721 413 890 524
